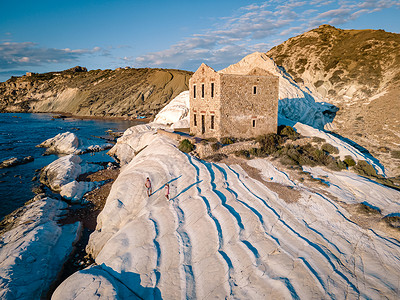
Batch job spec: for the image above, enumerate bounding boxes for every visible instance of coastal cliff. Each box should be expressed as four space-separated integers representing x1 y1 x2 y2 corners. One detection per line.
0 66 192 118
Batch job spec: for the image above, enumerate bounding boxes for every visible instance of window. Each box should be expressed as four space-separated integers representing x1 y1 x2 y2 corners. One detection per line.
211 115 215 129
252 119 256 128
194 114 197 126
202 84 205 98
253 86 257 94
211 82 214 98
193 85 196 99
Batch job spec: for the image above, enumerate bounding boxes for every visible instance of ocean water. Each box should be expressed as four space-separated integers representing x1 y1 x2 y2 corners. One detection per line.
0 113 141 220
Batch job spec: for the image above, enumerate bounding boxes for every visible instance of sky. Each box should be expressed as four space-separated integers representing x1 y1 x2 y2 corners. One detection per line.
0 0 399 82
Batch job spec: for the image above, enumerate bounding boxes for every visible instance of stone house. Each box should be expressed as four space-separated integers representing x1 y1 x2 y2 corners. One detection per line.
189 63 279 139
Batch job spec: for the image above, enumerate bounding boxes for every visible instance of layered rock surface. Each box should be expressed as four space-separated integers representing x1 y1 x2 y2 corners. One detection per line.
53 125 400 299
40 154 102 202
0 195 81 299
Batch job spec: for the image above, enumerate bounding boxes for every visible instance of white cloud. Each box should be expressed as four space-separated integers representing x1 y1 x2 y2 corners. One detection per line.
135 0 399 70
0 42 107 70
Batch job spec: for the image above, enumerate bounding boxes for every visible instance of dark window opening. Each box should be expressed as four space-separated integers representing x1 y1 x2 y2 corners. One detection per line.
252 119 256 128
193 85 196 98
211 82 214 98
194 114 197 126
211 115 215 129
201 115 205 134
253 86 257 94
202 84 205 98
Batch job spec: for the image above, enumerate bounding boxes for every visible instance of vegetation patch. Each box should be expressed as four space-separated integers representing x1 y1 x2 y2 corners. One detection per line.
353 160 378 177
205 153 228 162
391 150 400 159
344 155 356 167
312 136 326 143
383 215 400 229
234 150 251 159
220 137 235 145
211 143 221 151
321 143 339 154
178 139 195 153
358 202 381 215
278 125 299 140
314 80 324 88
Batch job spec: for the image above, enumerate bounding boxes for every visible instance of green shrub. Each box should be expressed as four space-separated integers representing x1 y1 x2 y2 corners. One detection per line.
220 137 235 145
312 136 326 143
391 150 400 159
234 150 250 159
211 143 220 151
179 139 195 153
278 125 299 140
327 158 347 171
344 155 356 167
256 133 283 155
321 143 339 154
353 160 378 177
249 147 261 156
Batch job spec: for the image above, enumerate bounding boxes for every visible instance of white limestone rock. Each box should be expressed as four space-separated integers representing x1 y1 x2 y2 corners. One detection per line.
107 124 156 166
0 196 81 299
153 91 189 127
40 154 102 204
52 265 141 300
55 124 400 299
60 180 104 203
38 131 112 155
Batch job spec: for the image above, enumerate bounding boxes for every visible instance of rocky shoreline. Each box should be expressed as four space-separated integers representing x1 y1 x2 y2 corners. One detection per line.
0 92 188 299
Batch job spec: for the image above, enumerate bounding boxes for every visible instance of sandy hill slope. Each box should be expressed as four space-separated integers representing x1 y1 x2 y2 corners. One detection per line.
0 67 192 117
267 25 400 176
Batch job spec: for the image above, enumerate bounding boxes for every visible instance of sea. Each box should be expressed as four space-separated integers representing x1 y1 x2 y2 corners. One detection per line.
0 113 141 221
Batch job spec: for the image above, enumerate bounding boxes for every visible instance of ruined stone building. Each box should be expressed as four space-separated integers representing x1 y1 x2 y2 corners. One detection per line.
189 63 279 139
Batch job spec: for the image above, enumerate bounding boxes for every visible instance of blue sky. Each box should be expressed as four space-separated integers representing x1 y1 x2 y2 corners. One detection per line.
1 0 399 81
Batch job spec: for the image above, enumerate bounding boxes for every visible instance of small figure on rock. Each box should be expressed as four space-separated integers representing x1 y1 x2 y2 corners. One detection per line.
145 177 152 197
164 183 170 200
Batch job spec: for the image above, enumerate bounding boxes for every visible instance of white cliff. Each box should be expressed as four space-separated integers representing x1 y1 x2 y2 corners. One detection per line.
0 195 81 299
53 124 400 299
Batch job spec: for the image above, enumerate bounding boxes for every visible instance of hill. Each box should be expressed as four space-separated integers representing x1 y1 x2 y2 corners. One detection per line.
267 25 400 176
0 67 192 118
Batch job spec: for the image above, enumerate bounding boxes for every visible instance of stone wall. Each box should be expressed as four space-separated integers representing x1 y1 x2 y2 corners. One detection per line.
189 64 279 140
219 73 279 138
189 64 222 139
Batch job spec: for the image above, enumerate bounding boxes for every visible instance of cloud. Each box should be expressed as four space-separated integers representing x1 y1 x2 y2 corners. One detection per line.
0 42 104 70
135 0 399 71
